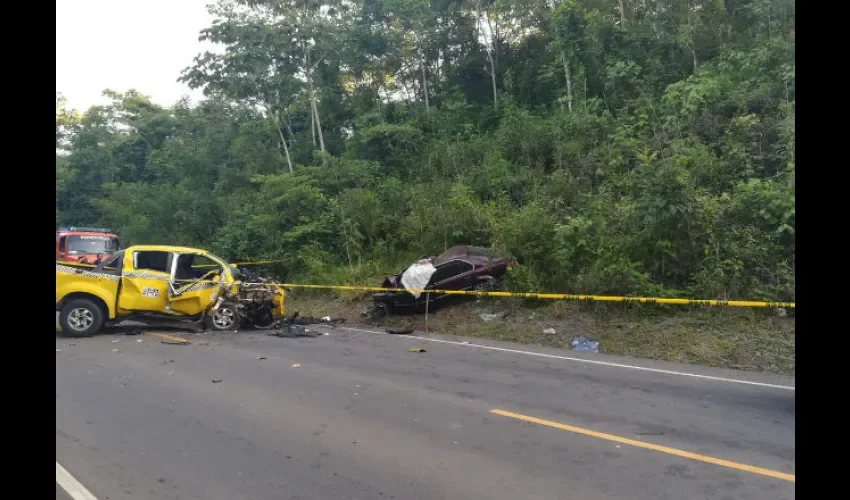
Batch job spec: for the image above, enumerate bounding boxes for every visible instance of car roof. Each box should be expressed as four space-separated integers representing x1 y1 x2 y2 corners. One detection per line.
433 246 508 266
125 245 211 254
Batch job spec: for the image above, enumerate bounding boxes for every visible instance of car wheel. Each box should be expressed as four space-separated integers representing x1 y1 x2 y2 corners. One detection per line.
59 298 105 337
206 302 241 331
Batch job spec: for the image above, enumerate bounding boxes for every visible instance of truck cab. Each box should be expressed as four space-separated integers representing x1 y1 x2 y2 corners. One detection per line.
56 226 120 265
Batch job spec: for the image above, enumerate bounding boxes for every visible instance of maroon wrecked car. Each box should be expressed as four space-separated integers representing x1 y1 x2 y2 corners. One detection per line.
371 246 516 315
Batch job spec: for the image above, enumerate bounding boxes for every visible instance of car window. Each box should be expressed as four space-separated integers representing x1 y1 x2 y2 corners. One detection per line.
96 250 124 274
133 251 172 273
430 260 473 284
174 253 224 281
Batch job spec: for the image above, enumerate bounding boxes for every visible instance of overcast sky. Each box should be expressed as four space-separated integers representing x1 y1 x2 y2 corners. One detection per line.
56 0 217 111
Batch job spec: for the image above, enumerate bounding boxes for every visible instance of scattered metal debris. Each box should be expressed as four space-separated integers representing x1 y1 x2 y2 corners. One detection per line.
571 337 599 353
124 330 143 336
386 327 414 335
268 313 340 338
161 340 190 345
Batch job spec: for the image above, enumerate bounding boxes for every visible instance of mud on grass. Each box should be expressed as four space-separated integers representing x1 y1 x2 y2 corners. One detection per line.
284 293 795 376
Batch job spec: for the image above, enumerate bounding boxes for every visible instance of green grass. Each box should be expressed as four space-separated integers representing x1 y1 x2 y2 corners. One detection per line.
285 293 795 376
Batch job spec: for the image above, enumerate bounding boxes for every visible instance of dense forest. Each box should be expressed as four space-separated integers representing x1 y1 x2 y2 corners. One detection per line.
56 0 794 302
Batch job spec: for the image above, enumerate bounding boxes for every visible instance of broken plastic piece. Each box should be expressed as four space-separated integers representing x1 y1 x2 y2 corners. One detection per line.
571 337 599 353
479 312 507 322
408 348 427 353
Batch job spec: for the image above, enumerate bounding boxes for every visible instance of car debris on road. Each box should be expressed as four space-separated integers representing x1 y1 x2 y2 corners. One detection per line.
161 340 191 345
268 312 345 338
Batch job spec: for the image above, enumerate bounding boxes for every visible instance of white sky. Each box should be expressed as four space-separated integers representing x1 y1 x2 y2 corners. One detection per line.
56 0 218 111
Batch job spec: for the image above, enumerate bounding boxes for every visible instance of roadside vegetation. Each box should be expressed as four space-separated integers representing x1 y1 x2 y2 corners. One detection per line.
56 0 794 370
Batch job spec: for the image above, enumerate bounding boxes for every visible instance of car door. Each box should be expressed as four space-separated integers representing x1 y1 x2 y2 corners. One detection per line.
166 252 229 316
117 250 173 313
424 260 474 305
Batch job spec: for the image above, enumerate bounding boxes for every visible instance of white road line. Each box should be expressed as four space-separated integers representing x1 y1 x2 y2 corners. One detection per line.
331 326 795 391
56 462 99 500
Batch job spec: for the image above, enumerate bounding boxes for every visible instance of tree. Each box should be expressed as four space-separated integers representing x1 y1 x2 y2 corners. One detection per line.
56 0 795 302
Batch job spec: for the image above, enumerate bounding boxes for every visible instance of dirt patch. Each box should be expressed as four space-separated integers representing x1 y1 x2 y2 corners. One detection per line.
284 293 795 375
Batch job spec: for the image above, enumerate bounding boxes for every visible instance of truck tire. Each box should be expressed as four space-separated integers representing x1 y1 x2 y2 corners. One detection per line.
205 302 241 331
59 298 105 337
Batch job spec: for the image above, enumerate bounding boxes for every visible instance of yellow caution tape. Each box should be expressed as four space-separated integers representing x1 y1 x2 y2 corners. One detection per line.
280 283 795 309
55 261 795 308
56 259 286 269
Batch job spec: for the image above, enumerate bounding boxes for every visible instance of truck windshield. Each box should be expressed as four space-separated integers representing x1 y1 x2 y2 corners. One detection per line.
204 252 239 276
66 235 120 254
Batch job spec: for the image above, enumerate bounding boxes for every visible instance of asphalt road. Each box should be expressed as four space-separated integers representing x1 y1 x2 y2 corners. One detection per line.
56 324 795 500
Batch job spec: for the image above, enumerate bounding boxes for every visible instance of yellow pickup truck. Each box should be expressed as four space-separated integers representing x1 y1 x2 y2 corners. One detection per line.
56 245 285 337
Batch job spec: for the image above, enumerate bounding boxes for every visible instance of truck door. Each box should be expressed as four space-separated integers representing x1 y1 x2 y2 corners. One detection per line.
166 252 228 316
117 250 173 313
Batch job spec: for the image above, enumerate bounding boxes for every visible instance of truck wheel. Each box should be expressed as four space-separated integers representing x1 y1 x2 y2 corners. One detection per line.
59 298 105 337
206 302 241 331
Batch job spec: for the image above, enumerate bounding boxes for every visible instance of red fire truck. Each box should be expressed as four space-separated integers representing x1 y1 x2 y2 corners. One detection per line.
56 227 121 265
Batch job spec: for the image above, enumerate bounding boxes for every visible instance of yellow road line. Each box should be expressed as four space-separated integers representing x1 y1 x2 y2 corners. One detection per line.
147 332 192 344
490 409 794 482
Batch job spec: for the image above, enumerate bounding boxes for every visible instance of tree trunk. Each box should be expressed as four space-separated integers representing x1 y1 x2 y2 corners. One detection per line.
549 0 573 112
479 8 498 111
618 0 627 27
420 51 430 112
487 50 498 111
282 112 296 143
562 55 573 112
304 53 326 160
310 106 317 148
274 113 293 174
